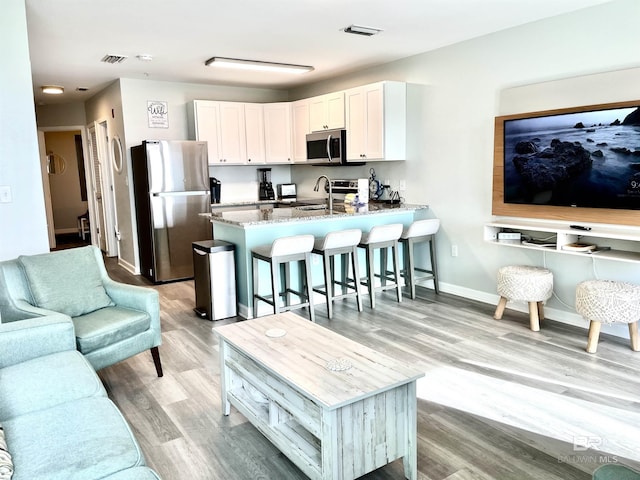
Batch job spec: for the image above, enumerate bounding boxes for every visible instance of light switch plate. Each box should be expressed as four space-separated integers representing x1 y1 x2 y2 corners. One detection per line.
0 185 12 203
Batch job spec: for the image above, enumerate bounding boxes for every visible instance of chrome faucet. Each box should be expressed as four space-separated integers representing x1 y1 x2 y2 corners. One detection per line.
314 175 333 213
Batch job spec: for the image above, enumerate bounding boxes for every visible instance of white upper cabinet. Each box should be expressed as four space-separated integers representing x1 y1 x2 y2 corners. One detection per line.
345 81 406 162
218 102 247 164
291 98 310 162
309 91 345 132
244 104 266 164
263 103 293 164
191 101 221 165
191 81 406 166
192 100 247 164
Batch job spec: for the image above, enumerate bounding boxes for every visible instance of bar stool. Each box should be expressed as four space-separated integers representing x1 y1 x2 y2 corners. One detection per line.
252 234 315 321
358 223 403 309
312 229 363 319
399 219 440 298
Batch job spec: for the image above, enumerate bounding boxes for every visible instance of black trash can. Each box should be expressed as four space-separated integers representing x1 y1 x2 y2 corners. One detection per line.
192 240 237 320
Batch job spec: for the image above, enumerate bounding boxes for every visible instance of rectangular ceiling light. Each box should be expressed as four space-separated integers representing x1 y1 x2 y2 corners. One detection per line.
205 57 313 74
343 24 383 36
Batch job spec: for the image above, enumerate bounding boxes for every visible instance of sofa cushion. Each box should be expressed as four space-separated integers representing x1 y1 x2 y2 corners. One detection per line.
18 247 114 317
73 306 150 354
0 425 13 480
0 351 105 421
2 397 145 480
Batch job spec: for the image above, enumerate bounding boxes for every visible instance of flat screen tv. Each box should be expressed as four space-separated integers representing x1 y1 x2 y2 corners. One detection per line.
493 100 640 225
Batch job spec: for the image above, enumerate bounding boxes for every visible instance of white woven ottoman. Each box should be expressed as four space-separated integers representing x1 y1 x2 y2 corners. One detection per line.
575 280 640 353
494 265 553 332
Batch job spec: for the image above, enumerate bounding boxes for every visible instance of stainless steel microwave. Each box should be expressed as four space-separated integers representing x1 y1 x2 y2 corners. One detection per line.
305 129 347 164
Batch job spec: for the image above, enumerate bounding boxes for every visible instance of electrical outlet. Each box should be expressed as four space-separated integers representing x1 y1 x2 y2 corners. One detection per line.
451 244 458 257
0 185 12 203
399 180 406 191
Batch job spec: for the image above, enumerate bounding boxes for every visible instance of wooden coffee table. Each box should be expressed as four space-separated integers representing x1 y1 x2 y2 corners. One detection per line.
215 312 424 480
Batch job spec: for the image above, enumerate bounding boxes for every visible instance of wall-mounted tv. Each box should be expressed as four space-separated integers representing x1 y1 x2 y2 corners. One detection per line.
493 100 640 226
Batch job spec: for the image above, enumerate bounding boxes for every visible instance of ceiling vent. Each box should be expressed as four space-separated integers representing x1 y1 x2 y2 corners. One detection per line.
101 54 128 64
343 25 383 36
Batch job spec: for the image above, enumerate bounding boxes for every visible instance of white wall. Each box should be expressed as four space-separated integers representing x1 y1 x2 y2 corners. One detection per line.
8 0 640 340
85 78 289 271
290 0 640 336
0 0 49 260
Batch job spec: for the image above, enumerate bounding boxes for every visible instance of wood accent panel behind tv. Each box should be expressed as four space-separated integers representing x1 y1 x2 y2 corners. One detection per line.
492 100 640 227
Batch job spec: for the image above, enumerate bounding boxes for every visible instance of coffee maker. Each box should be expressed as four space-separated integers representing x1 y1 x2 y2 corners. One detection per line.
258 168 275 200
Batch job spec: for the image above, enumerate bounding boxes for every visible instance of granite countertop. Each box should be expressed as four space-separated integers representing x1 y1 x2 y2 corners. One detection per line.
210 198 325 208
207 202 428 227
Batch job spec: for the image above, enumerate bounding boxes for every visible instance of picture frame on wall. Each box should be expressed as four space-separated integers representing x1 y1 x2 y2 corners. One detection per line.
147 101 169 128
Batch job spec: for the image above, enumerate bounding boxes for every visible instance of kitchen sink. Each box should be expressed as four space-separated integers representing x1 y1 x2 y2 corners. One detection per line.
296 204 327 211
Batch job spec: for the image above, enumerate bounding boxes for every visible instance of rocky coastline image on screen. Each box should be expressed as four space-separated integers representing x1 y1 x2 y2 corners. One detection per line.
503 105 640 210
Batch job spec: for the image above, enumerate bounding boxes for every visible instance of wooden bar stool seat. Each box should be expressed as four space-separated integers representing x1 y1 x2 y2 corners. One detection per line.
399 218 440 298
494 265 553 331
252 234 315 321
358 223 403 309
576 279 640 353
312 228 363 319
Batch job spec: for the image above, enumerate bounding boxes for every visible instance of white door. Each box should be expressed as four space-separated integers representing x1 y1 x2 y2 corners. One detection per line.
86 123 108 252
37 131 56 249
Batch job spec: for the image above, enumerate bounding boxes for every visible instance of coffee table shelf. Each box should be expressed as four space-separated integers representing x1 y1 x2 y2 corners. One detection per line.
215 312 424 480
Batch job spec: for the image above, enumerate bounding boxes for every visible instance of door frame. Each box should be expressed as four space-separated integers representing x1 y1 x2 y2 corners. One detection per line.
37 125 92 249
86 120 119 256
36 130 56 249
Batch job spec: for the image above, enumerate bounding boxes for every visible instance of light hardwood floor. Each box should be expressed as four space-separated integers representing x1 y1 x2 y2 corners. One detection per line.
100 258 640 480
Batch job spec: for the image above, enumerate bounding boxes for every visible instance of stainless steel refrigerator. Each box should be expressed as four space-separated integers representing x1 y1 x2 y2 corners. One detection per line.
131 140 212 283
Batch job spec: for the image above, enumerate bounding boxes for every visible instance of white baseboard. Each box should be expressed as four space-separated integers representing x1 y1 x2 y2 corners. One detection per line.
438 281 630 339
117 257 138 276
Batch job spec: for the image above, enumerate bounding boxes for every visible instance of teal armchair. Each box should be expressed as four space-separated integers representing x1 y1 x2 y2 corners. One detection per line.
0 246 162 376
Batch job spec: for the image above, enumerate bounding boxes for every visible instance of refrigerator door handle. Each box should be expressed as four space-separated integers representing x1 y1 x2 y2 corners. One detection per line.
152 191 209 197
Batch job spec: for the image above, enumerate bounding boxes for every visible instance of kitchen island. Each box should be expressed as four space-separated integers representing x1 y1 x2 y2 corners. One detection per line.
209 202 429 318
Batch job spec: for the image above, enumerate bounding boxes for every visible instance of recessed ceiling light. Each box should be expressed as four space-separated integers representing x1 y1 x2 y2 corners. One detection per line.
205 57 313 74
41 85 64 95
343 24 383 36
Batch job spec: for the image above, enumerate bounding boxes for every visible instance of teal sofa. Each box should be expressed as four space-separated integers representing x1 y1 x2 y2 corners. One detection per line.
0 311 161 479
0 246 162 376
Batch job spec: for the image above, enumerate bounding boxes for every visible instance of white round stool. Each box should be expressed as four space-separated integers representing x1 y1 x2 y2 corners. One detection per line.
494 265 553 331
575 279 640 353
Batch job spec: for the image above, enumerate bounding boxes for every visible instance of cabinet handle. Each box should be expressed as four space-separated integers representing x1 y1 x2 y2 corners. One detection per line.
248 159 252 162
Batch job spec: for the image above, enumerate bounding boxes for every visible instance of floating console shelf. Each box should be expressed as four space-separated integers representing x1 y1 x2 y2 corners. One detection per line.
484 219 640 264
